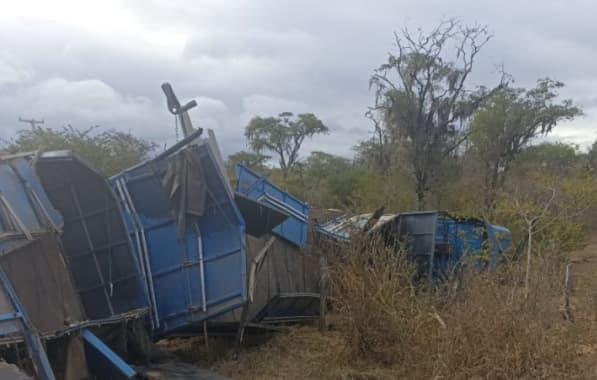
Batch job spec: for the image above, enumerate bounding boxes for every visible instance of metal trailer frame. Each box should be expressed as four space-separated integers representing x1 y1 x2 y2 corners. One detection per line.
0 269 55 380
235 164 310 247
316 210 512 282
111 134 247 336
0 155 140 379
34 151 149 321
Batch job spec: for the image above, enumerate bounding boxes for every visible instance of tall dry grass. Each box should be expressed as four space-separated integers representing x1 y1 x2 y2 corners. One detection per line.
212 237 593 379
329 237 583 379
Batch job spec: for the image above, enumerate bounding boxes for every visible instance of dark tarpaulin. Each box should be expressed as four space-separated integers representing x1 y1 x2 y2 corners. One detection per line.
36 152 148 320
233 193 289 237
46 334 89 380
64 335 88 380
0 234 84 333
161 148 206 239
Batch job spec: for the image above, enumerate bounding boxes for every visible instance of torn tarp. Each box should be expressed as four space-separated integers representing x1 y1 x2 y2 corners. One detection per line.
161 148 207 239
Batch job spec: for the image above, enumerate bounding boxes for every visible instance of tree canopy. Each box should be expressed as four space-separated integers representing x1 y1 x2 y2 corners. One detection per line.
369 19 500 209
469 79 581 214
245 112 328 178
2 125 156 176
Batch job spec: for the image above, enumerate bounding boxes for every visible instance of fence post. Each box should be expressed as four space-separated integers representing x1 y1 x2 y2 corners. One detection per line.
319 254 328 331
562 263 574 322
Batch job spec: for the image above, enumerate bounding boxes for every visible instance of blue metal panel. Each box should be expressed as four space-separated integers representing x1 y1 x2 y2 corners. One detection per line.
0 158 62 240
0 269 55 380
434 216 485 278
111 141 246 335
396 212 438 282
486 223 512 270
8 159 63 228
235 164 309 247
434 215 512 277
81 328 136 379
315 209 511 282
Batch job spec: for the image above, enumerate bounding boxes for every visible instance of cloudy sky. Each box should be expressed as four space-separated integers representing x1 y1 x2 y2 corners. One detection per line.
1 0 596 158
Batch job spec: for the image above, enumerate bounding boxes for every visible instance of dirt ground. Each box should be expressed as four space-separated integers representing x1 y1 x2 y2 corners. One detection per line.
570 234 597 379
569 234 597 377
570 235 597 318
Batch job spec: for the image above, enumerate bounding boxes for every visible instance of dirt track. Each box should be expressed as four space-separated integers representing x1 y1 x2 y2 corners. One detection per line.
570 235 597 377
570 235 597 322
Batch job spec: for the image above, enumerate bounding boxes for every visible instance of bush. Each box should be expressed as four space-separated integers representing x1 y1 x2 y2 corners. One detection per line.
330 237 428 366
210 238 590 379
329 238 581 379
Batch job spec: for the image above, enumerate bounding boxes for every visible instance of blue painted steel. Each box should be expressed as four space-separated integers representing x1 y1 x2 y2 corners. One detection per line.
433 214 512 278
235 164 309 247
0 312 21 323
0 269 55 380
487 224 512 253
0 158 62 244
486 223 512 270
111 141 246 335
434 215 481 278
316 210 511 281
81 328 136 379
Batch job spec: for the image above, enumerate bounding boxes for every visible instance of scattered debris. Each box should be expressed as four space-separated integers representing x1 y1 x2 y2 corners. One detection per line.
0 83 513 378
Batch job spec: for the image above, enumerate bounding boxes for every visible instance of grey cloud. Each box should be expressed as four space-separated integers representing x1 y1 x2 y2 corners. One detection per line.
1 0 597 159
184 29 320 60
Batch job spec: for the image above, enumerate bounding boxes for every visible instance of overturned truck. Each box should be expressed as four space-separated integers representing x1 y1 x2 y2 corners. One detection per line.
316 211 512 281
1 81 514 377
0 155 141 379
214 163 321 328
0 83 324 378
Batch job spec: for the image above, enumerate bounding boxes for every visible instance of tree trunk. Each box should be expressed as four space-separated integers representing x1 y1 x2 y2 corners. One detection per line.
416 188 426 210
415 173 427 210
483 163 500 218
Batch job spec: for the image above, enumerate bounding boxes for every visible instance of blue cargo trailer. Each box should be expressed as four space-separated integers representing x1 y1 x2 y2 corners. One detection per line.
235 163 309 247
387 212 511 280
434 213 511 277
316 210 511 281
0 157 63 243
0 156 138 379
111 134 247 335
34 151 149 321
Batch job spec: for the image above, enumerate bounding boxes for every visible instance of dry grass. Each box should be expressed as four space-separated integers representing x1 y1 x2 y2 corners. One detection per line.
184 238 597 379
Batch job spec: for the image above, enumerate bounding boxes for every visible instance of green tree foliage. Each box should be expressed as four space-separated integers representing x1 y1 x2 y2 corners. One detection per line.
353 137 390 171
226 150 270 176
369 19 499 209
245 112 328 178
301 152 356 208
512 143 580 177
3 125 156 175
497 171 597 258
469 79 581 215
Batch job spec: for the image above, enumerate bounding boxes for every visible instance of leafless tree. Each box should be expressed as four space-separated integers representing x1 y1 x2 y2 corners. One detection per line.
509 180 592 302
370 19 501 209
